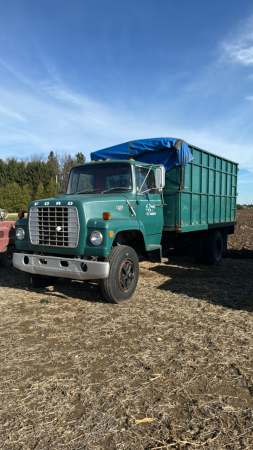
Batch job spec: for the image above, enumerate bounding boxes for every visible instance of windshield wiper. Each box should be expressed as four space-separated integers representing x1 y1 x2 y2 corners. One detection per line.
101 187 131 194
75 189 101 195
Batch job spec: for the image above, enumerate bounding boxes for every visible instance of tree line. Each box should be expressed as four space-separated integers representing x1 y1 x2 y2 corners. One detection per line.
237 204 253 210
0 151 85 212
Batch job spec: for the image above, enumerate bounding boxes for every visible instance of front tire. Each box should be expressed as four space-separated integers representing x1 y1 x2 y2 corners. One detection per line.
24 273 58 288
101 245 139 304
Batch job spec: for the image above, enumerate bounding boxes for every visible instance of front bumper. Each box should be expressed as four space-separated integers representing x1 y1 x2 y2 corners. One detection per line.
13 253 109 280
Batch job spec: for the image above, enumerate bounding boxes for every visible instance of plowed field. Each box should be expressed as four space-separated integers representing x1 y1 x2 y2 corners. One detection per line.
1 210 253 450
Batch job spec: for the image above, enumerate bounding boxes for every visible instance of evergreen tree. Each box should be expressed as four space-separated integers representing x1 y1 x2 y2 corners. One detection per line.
3 183 22 212
0 187 4 207
6 158 20 185
0 160 7 188
75 152 85 164
48 151 60 174
35 182 45 200
19 185 32 210
26 161 40 195
45 161 57 182
63 154 76 173
19 160 28 188
26 160 55 196
0 152 87 208
44 178 57 199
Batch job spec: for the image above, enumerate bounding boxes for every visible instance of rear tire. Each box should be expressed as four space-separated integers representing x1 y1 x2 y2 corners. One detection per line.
101 245 139 304
24 273 58 288
193 233 205 264
204 230 223 265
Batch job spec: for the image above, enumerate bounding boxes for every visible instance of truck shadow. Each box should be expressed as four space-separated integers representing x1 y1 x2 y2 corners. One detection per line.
148 256 253 312
48 279 107 304
1 257 253 311
0 266 107 304
225 249 253 259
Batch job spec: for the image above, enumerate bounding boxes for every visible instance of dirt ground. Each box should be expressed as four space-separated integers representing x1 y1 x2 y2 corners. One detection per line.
1 210 253 450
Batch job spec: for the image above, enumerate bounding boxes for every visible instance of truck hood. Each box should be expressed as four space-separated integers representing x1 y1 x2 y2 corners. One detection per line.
27 193 135 255
29 193 132 208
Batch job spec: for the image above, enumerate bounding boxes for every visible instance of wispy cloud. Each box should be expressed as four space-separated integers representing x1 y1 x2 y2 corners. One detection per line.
221 15 253 66
0 63 252 174
0 59 158 158
0 105 26 122
0 47 253 179
223 44 253 66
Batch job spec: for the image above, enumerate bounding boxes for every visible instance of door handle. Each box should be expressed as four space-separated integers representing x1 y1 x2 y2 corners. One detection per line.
126 199 136 216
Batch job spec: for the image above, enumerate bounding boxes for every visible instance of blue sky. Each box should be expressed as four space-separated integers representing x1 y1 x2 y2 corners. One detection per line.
0 0 253 204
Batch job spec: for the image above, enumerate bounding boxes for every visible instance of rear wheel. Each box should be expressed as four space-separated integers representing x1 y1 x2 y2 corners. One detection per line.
204 230 223 265
24 273 58 288
101 245 139 304
193 233 205 264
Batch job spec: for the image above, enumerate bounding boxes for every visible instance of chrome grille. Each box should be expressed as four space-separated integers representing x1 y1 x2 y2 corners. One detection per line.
29 206 79 248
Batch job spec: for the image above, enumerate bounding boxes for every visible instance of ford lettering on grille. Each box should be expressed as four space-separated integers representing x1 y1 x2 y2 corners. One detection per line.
29 206 79 248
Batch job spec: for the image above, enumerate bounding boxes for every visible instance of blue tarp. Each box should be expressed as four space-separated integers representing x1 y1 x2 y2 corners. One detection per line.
90 138 193 172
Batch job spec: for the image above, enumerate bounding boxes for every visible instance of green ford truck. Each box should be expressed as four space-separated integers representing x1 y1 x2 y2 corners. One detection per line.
13 138 238 303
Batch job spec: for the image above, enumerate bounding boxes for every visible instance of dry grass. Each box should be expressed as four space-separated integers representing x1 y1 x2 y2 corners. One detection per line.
1 211 253 449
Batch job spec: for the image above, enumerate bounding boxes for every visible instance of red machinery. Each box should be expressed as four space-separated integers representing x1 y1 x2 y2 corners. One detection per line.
0 220 16 266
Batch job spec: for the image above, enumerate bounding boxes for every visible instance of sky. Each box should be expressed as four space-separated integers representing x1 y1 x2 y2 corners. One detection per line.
0 0 253 204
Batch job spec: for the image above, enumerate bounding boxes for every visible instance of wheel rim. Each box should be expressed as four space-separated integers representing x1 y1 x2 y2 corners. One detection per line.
118 259 135 292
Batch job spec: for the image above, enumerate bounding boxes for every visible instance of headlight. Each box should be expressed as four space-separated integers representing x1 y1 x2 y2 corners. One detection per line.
90 231 103 245
16 228 25 240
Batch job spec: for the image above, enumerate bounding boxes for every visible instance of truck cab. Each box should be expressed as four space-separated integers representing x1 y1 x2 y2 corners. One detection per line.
13 159 165 303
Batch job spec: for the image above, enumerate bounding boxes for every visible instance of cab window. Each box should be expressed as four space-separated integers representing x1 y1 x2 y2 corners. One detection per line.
105 174 132 190
136 167 155 192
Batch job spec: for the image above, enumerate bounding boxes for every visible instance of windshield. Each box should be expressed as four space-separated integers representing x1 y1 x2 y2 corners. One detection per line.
67 162 132 194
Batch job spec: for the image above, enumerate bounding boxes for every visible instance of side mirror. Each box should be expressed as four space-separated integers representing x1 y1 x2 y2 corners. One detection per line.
155 165 165 189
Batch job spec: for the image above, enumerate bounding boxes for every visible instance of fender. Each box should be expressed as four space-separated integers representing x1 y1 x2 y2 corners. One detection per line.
86 217 142 257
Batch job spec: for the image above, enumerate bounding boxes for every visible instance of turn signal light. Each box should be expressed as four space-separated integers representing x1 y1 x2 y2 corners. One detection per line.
176 228 181 231
110 231 114 238
18 211 25 219
103 212 111 220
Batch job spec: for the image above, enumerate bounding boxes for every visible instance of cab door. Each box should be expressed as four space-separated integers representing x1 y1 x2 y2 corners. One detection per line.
135 167 164 237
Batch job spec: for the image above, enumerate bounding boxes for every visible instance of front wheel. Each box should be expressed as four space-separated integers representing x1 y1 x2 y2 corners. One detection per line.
101 245 139 304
